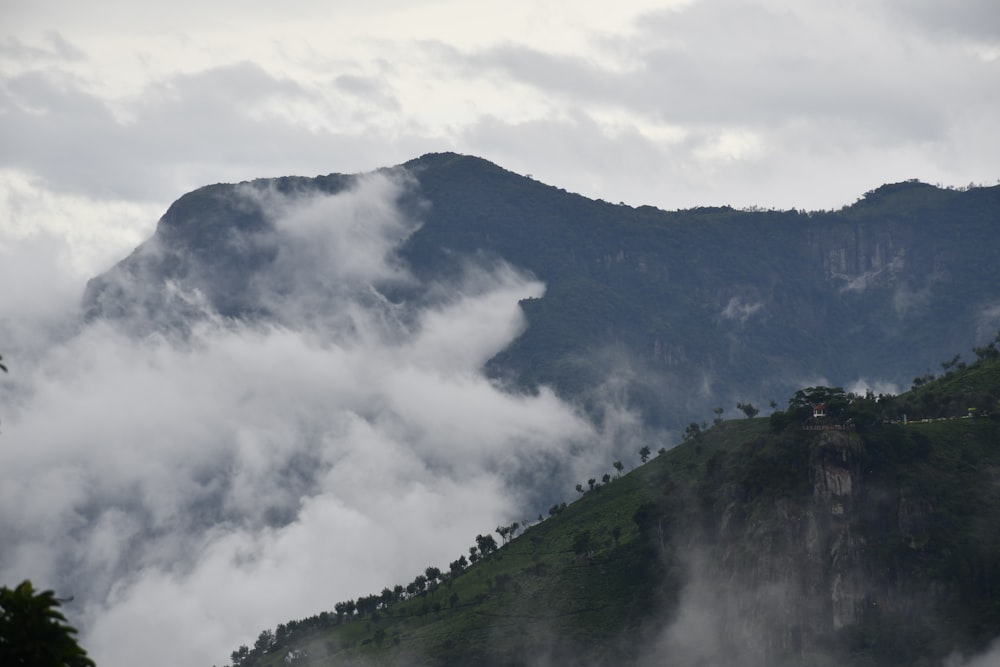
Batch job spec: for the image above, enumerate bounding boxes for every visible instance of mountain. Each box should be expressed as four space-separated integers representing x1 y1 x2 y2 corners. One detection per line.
83 153 1000 432
227 348 1000 667
76 155 1000 665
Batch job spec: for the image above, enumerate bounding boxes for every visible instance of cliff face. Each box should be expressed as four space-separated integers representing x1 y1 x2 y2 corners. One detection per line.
705 432 868 662
690 425 986 666
809 431 869 633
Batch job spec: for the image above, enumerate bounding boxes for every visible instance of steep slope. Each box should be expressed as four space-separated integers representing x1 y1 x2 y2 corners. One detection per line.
229 351 1000 667
82 154 1000 431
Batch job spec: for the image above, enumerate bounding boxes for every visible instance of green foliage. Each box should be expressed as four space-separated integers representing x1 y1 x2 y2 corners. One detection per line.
0 581 95 667
683 421 701 440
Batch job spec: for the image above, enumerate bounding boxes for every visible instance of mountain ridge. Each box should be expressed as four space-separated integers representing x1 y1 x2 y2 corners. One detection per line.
85 153 1000 431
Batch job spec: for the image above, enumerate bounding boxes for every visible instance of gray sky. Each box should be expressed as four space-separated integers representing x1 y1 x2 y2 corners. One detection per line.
1 2 998 665
2 0 999 278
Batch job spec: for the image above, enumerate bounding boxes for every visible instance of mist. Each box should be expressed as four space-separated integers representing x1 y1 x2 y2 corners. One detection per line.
0 174 617 667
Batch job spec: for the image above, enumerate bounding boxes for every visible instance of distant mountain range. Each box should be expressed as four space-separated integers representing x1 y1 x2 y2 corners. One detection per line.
84 153 1000 433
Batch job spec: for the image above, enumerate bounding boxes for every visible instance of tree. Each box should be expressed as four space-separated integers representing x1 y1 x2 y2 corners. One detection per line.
379 587 394 609
613 461 624 477
476 533 497 556
639 446 651 463
449 555 468 577
941 354 962 371
683 422 701 441
572 530 593 557
587 478 596 491
576 483 584 494
0 580 95 667
334 600 352 618
713 406 724 424
355 595 377 617
787 387 848 418
602 473 611 484
736 402 759 419
254 628 275 653
425 566 441 585
231 645 250 666
973 334 999 361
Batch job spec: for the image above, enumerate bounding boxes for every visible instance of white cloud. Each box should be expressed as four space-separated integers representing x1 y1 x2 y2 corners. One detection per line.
944 637 1000 667
2 0 996 216
0 181 609 667
845 378 902 398
721 297 764 324
0 169 157 276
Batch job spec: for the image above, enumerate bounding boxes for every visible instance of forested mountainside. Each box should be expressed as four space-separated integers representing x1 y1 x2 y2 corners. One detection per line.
227 345 1000 667
83 153 1000 431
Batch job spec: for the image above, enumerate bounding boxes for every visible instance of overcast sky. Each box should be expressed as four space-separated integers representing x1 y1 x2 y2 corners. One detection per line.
1 2 999 666
3 0 1000 278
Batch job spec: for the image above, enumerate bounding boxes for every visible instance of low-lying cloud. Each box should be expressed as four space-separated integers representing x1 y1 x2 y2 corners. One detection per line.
0 175 610 667
720 296 764 324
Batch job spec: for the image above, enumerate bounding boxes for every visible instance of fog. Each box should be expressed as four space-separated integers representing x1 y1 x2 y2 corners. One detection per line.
0 174 618 666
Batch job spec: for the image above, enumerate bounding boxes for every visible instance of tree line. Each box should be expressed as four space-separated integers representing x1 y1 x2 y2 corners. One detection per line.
225 442 667 666
226 530 511 666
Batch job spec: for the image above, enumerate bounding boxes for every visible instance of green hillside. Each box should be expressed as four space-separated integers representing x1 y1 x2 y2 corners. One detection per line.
227 345 1000 667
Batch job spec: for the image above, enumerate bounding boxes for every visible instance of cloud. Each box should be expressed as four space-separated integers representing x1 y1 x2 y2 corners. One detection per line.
883 0 1000 45
0 62 431 202
976 303 1000 342
333 74 402 112
720 297 764 324
845 378 902 398
637 549 807 667
0 30 85 63
4 0 998 220
441 2 956 140
944 637 1000 667
0 178 608 667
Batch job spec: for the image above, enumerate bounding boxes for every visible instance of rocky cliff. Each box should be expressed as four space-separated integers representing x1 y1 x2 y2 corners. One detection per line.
668 414 1000 666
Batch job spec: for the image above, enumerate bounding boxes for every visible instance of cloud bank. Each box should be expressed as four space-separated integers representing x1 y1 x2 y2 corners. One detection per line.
3 0 998 229
0 175 609 667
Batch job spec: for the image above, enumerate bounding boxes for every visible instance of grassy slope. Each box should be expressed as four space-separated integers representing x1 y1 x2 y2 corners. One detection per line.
246 358 1000 667
248 420 771 667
